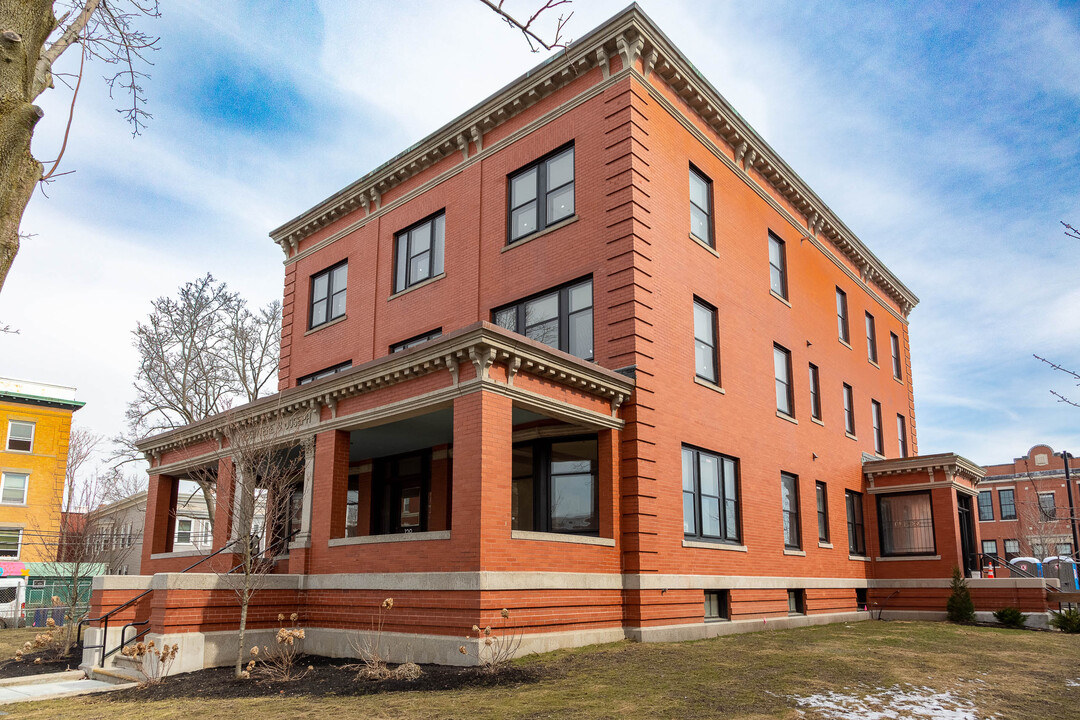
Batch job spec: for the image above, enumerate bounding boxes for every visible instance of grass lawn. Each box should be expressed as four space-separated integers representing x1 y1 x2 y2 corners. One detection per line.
0 627 45 658
8 620 1080 719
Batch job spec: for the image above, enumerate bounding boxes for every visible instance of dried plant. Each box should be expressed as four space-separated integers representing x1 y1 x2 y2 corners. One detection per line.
459 607 523 673
245 612 311 682
14 617 68 662
349 597 394 680
120 639 179 685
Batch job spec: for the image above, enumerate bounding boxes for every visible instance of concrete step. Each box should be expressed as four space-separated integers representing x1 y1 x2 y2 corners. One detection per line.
82 664 142 685
0 670 84 687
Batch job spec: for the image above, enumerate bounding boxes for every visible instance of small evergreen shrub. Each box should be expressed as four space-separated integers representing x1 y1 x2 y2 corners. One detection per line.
1050 607 1080 633
945 567 975 623
992 606 1027 628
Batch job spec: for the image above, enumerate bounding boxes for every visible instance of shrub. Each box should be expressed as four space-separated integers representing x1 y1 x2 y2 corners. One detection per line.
14 617 69 662
458 607 523 674
1050 607 1080 633
945 567 975 623
120 639 179 685
993 606 1027 628
246 612 311 681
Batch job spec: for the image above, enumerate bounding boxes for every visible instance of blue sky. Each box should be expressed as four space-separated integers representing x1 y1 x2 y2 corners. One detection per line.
0 0 1076 469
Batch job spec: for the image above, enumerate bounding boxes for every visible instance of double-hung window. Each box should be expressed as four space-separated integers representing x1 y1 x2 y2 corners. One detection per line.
845 490 865 556
808 364 822 421
682 446 740 543
865 312 878 364
6 421 33 452
977 491 994 521
512 436 599 535
816 481 829 542
1004 538 1020 560
843 383 855 435
391 329 442 353
297 361 352 386
508 145 575 243
781 472 801 550
175 519 193 544
999 489 1017 520
871 400 884 455
0 473 27 505
878 491 935 556
689 166 713 246
982 539 998 556
836 287 850 344
394 212 445 293
897 415 908 458
774 344 794 417
1039 492 1057 521
890 332 902 380
693 299 719 384
493 278 593 359
310 262 347 329
0 529 20 559
768 232 787 299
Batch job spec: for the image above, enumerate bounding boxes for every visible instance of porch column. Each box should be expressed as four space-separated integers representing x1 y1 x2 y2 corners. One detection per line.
288 435 316 574
142 473 178 569
212 458 235 551
311 429 350 553
451 390 513 567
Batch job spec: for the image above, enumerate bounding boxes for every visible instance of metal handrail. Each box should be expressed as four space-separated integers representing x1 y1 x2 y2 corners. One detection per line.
976 551 1061 589
105 621 151 662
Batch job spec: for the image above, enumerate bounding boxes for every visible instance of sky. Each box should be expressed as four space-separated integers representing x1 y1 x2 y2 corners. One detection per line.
0 0 1077 476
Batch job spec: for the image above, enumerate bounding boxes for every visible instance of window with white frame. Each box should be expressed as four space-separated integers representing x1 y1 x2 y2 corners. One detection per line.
0 528 20 558
6 421 33 452
175 518 193 544
0 473 27 504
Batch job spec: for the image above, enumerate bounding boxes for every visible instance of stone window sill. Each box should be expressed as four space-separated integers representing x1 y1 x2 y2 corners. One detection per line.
818 542 834 549
150 550 203 560
502 215 579 252
868 359 880 369
305 314 347 336
511 530 614 547
777 411 798 425
328 530 451 547
783 548 806 556
770 290 791 308
839 338 852 350
388 273 446 301
694 376 725 394
810 417 824 426
876 555 941 562
849 555 871 562
845 432 858 441
683 539 748 552
689 233 720 258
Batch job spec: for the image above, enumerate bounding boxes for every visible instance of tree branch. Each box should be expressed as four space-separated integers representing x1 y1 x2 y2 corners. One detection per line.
33 0 101 98
1063 221 1080 241
477 0 573 52
41 39 86 181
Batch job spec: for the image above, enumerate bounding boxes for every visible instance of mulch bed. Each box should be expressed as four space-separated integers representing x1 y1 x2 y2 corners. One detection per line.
106 654 547 701
0 649 82 679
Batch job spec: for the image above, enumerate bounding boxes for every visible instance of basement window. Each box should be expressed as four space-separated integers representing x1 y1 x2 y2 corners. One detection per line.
705 590 729 621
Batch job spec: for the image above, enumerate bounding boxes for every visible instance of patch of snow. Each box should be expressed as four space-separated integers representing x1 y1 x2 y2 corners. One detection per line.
791 684 996 720
1067 678 1080 687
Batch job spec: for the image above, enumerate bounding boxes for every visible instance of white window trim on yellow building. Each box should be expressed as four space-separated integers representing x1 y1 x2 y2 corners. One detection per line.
5 420 34 453
0 528 23 559
0 472 29 505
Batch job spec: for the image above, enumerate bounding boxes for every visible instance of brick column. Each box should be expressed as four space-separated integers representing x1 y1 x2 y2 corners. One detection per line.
451 389 513 569
142 473 177 570
212 458 235 551
310 429 350 561
288 435 317 574
598 428 619 541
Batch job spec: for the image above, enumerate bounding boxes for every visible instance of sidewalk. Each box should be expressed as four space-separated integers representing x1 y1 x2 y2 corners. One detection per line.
0 670 136 704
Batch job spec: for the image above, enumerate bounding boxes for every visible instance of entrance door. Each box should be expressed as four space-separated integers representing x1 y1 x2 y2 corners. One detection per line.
372 450 429 535
957 494 977 577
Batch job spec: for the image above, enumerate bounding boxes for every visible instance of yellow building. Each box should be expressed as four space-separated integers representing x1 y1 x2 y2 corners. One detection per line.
0 378 84 563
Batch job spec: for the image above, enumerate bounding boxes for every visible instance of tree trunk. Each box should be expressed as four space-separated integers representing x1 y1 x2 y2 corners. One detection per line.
235 585 248 677
0 1 55 293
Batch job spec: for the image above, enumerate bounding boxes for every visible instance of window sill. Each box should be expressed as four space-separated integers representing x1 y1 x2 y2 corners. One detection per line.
689 233 720 258
329 530 450 547
776 411 798 425
839 338 852 350
848 555 871 562
388 273 446 301
845 432 858 441
503 215 579 252
683 539 748 552
4 449 32 455
511 530 614 546
305 314 347 336
893 375 905 385
783 548 806 556
810 417 824 427
694 376 725 394
0 503 27 508
875 554 940 562
868 359 880 369
769 290 791 308
818 542 833 549
150 550 203 560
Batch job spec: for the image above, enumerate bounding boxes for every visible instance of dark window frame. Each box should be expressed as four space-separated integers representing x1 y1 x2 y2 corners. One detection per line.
836 287 850 344
865 312 878 364
371 450 431 535
876 490 937 557
816 481 829 542
999 489 1017 520
492 276 593 360
682 444 741 545
781 472 801 550
393 210 446 293
689 164 714 247
512 434 600 536
1004 538 1020 560
890 332 903 380
897 414 908 458
774 343 794 417
787 589 806 615
977 491 994 522
871 399 884 455
768 231 788 299
693 297 719 384
982 539 998 556
309 260 348 330
390 328 442 353
846 490 866 556
507 143 575 244
809 364 822 421
843 383 856 435
704 589 730 622
297 360 353 386
1039 492 1057 521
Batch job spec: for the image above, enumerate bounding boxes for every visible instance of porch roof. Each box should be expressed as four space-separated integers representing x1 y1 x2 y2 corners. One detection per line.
863 452 986 492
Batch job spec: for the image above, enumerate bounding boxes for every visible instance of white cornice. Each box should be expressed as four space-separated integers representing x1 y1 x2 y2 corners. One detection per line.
267 4 917 315
863 452 986 488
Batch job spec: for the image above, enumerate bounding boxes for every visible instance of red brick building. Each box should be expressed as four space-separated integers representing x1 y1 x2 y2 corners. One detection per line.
85 6 1058 671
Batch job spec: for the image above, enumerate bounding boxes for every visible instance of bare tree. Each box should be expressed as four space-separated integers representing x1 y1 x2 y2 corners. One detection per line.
1034 354 1080 409
1012 478 1077 561
0 1 159 294
1063 221 1079 242
117 273 281 528
188 407 305 678
478 0 573 52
